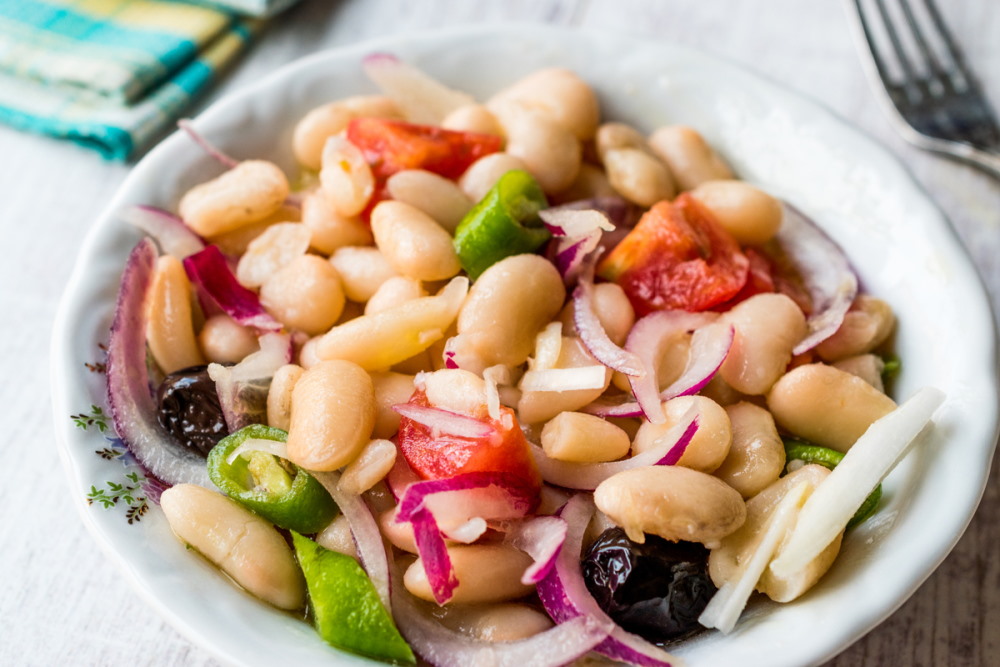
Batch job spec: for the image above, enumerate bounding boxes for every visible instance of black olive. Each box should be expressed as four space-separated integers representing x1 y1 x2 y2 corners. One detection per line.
582 527 716 644
156 365 228 457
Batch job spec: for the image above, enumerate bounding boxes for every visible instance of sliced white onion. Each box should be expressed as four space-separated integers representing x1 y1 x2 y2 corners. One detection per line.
105 239 211 487
442 517 489 544
225 437 289 465
121 205 204 259
769 387 945 578
362 53 475 124
208 332 291 433
779 204 859 355
539 208 615 238
483 365 511 421
533 322 564 371
312 471 392 612
393 403 497 440
535 495 681 666
504 516 569 585
699 481 810 633
519 366 608 392
529 410 699 490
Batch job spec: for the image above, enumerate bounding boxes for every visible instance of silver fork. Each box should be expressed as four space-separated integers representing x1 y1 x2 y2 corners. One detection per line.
846 0 1000 178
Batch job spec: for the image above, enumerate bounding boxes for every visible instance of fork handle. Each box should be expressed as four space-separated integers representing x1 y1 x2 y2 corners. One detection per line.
918 137 1000 180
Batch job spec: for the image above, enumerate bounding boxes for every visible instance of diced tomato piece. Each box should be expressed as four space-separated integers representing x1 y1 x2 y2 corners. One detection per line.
397 390 541 504
597 194 750 315
711 247 776 311
346 118 503 181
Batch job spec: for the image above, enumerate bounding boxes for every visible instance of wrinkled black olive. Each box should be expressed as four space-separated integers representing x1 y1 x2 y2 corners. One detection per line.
156 365 228 457
583 527 716 644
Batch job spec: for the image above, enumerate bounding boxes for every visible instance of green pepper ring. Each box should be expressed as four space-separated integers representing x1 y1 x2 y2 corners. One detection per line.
783 439 882 529
207 424 338 534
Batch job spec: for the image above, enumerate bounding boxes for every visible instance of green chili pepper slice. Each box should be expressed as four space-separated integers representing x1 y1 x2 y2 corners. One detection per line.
452 169 550 280
783 439 882 529
292 532 415 664
207 424 337 534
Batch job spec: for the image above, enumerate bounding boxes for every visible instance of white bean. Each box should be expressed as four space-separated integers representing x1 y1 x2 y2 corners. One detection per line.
767 363 896 452
198 314 259 365
459 153 528 203
594 465 746 544
713 402 786 498
541 411 630 463
179 160 289 237
319 136 375 217
487 68 599 140
266 363 303 431
147 255 204 374
301 189 373 255
365 276 427 316
632 396 732 473
370 371 416 439
386 170 473 232
719 293 807 395
286 360 376 470
648 126 732 191
339 439 397 495
491 102 581 195
236 222 311 288
260 254 345 335
328 246 398 303
370 200 461 281
160 484 305 610
441 104 504 136
293 95 401 170
404 545 535 604
689 180 783 245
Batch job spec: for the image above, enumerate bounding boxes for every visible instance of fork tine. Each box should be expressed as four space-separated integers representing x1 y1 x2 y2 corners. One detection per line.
920 0 1000 147
897 0 944 80
852 0 900 101
872 0 919 93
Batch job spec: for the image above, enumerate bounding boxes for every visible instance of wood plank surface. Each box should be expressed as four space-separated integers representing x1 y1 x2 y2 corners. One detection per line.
1 0 996 665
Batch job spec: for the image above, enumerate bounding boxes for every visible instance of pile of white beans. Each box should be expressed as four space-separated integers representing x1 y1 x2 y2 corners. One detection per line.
154 67 899 645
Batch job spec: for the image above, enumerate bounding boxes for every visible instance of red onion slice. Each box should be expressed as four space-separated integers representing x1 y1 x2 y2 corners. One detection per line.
392 403 497 440
313 471 392 612
121 205 204 259
389 562 612 667
362 53 475 124
779 204 859 355
505 516 569 585
105 239 211 488
183 245 282 332
552 231 602 285
396 472 536 524
529 413 699 491
177 118 239 169
572 254 645 377
536 495 681 666
394 472 535 604
587 317 733 420
622 310 715 423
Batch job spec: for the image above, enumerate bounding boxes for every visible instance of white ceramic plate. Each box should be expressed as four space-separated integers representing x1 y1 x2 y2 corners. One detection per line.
51 24 998 667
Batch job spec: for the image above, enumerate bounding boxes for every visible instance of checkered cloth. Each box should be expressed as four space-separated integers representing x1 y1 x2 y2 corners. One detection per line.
0 0 298 160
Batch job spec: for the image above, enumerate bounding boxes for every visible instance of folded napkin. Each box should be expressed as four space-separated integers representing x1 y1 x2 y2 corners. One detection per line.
0 0 296 160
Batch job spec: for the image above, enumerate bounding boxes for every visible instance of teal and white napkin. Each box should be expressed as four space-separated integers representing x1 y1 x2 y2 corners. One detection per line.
0 0 298 160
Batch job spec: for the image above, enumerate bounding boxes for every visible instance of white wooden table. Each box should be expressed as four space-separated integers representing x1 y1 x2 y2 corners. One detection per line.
2 0 997 665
